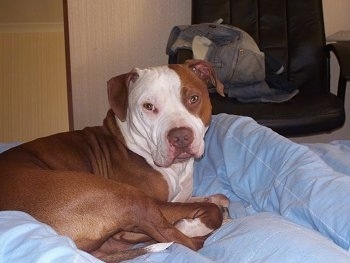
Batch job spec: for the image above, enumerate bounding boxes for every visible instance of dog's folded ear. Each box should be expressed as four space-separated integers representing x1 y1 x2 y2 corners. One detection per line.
185 59 225 97
107 71 139 121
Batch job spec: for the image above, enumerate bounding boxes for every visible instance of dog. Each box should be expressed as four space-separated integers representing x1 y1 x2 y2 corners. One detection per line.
0 60 228 262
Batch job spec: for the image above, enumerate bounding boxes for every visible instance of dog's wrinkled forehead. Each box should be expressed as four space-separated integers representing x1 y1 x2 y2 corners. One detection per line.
129 66 180 93
127 66 180 112
127 64 212 127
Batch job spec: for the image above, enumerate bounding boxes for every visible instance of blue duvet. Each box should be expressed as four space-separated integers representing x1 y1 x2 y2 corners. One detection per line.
1 114 350 262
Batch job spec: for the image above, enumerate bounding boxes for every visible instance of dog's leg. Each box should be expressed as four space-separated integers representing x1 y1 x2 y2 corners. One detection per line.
0 170 206 254
93 200 224 262
104 200 224 244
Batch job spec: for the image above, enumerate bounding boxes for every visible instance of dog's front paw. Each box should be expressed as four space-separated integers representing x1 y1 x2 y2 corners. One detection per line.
207 193 230 208
189 193 231 220
209 194 231 221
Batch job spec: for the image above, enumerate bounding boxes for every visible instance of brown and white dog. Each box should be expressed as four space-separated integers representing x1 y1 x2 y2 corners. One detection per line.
0 60 228 262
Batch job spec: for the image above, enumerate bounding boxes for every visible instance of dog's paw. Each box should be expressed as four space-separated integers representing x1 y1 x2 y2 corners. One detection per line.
207 193 230 208
189 194 231 219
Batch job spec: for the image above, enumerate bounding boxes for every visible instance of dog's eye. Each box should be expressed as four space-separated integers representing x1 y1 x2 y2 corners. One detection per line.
143 103 155 111
189 95 199 104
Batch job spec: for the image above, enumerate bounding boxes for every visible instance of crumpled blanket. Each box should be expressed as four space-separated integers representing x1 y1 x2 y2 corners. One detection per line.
1 114 350 262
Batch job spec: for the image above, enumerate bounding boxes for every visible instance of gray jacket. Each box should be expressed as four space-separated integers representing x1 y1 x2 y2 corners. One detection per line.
166 23 298 103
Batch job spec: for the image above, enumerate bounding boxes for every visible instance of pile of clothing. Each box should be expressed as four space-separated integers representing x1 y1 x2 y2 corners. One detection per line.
166 22 298 103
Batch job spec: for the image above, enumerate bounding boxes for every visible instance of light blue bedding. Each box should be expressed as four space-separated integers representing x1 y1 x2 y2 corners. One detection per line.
1 114 350 262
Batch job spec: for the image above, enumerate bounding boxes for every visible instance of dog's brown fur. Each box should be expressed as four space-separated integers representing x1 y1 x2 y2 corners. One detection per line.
0 61 224 261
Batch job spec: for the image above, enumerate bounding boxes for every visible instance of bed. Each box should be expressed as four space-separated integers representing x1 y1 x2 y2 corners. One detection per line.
1 114 350 262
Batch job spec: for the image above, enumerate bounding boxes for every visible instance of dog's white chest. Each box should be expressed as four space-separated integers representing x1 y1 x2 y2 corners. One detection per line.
154 160 194 202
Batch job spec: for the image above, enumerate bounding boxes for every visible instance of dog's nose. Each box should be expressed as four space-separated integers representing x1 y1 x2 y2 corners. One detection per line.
168 127 194 149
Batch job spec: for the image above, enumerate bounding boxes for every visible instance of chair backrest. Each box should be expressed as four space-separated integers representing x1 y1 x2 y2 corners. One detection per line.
192 0 329 95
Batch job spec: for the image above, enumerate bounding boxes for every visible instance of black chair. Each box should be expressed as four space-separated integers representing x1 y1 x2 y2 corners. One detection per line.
168 0 350 137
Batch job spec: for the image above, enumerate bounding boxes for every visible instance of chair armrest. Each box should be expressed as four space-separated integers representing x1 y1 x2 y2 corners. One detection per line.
327 42 350 101
168 49 193 64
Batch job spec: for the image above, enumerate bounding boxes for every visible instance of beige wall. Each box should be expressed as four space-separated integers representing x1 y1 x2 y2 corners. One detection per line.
66 0 191 130
0 0 63 23
0 0 68 142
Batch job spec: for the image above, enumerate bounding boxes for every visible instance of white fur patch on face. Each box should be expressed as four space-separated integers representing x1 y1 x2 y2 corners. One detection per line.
123 66 207 168
174 218 213 237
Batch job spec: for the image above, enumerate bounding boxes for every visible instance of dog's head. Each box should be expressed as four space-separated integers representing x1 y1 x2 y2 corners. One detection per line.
107 60 223 168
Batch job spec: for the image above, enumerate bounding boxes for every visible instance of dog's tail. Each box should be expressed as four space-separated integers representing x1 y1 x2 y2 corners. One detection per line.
99 242 173 263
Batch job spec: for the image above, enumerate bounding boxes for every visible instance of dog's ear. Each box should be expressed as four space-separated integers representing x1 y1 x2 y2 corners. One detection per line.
107 71 139 121
185 59 225 97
